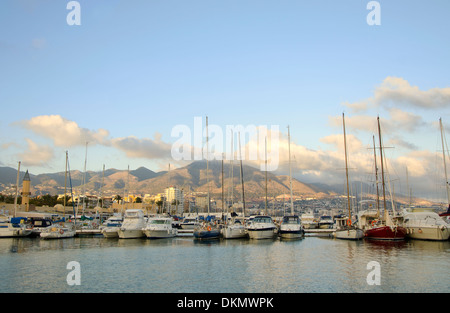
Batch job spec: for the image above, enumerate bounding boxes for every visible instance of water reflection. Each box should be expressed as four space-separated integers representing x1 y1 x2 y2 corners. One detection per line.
0 236 448 293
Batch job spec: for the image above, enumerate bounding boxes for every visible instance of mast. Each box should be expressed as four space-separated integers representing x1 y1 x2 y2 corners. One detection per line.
439 118 450 207
206 116 210 215
222 155 224 214
342 113 352 224
14 161 21 218
288 126 294 215
64 151 68 219
82 141 88 215
372 135 380 215
238 132 246 218
377 116 388 217
265 137 268 215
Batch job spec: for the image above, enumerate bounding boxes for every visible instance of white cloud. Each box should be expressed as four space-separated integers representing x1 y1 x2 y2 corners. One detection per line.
21 115 110 147
18 138 54 167
345 76 450 111
111 133 172 160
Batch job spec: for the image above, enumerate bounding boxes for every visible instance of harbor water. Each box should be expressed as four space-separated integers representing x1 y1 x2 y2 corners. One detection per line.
0 235 448 293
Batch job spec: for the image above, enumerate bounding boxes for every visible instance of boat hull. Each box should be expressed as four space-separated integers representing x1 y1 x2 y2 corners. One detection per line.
101 228 119 238
279 230 304 240
193 229 220 240
117 229 144 239
143 229 177 239
221 225 247 239
40 230 75 239
405 226 450 241
335 228 364 240
365 225 407 240
247 228 277 240
0 228 32 237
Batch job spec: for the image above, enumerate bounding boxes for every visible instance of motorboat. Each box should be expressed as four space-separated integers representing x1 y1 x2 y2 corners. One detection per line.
403 208 450 241
300 212 318 229
246 215 277 240
318 215 334 229
143 216 178 239
0 217 32 238
40 222 76 239
117 209 146 239
101 214 123 238
180 217 199 230
279 215 304 240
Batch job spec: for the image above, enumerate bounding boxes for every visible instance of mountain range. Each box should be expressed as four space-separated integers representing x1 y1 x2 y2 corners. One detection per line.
0 160 335 199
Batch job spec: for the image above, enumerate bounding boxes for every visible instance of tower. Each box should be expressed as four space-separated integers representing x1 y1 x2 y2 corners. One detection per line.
21 170 31 212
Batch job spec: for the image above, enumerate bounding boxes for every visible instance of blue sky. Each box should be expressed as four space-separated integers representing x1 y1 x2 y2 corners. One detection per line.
1 0 450 201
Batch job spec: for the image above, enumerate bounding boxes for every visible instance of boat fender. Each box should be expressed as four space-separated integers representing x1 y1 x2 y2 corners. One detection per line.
60 229 64 235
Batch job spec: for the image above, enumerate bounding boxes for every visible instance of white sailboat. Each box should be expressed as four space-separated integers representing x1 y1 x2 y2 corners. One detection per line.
335 113 363 240
41 152 76 239
222 131 247 239
193 116 220 240
279 127 304 239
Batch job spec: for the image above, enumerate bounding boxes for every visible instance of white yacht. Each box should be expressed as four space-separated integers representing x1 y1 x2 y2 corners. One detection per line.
40 222 76 239
301 212 318 229
117 209 146 239
279 215 304 240
246 215 277 240
180 216 199 230
143 216 178 239
0 217 32 238
101 214 123 238
402 208 450 241
318 215 334 229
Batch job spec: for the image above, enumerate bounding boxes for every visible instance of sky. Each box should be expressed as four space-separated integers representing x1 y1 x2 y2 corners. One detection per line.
1 0 450 202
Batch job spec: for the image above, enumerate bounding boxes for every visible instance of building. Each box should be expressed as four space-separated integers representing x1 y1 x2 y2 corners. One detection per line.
21 170 31 212
165 186 184 214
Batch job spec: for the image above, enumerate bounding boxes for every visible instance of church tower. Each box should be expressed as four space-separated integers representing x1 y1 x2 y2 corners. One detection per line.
21 170 31 212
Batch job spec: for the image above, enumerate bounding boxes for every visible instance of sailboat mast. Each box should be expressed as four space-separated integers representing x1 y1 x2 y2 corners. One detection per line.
206 116 210 215
377 117 388 216
238 132 246 218
64 151 68 218
342 113 351 221
439 118 450 207
14 161 21 218
265 137 268 215
288 126 294 215
372 135 380 214
221 156 224 213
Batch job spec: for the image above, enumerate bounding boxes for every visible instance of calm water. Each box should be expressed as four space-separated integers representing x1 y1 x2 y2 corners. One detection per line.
0 235 448 293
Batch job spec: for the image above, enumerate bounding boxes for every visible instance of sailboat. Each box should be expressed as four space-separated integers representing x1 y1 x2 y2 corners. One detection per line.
335 113 363 240
438 118 450 223
279 128 304 239
222 131 247 239
41 152 76 239
363 117 407 240
193 116 220 240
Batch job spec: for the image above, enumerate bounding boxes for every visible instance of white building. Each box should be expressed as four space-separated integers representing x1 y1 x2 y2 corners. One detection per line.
165 186 184 213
